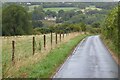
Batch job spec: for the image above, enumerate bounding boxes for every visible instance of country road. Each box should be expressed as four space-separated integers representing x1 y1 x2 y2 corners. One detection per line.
53 35 118 78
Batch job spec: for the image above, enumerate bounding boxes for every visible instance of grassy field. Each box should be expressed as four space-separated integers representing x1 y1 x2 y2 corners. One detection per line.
28 5 102 13
2 33 57 77
2 34 88 78
43 7 79 12
28 5 79 12
85 6 102 11
2 32 83 77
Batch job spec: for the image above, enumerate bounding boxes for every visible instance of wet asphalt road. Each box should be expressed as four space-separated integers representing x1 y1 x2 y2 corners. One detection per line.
53 35 118 78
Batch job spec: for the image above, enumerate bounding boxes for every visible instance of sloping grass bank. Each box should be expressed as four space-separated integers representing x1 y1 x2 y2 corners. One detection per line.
9 34 88 78
100 36 120 65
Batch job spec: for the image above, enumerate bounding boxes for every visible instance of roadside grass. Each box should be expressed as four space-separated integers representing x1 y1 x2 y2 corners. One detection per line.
11 34 88 78
100 36 119 65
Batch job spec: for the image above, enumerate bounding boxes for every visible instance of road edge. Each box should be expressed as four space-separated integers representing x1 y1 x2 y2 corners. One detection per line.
99 36 120 66
52 36 88 78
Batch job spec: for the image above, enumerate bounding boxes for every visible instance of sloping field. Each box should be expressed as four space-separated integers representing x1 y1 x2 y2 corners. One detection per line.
43 7 79 12
28 5 79 12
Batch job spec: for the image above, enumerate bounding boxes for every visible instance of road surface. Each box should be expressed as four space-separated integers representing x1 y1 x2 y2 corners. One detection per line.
53 35 118 78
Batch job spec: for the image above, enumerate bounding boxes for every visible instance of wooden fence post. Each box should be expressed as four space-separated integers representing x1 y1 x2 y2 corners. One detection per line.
60 33 61 42
12 40 15 65
63 33 64 39
56 33 57 44
44 35 46 50
51 32 53 49
33 37 35 55
39 39 41 52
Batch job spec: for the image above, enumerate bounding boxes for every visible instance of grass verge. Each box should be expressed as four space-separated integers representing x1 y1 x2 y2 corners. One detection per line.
100 35 120 65
9 34 88 78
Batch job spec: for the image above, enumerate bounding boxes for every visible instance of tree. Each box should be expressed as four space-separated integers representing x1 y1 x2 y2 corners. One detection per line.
56 10 65 23
58 10 64 18
62 10 76 21
2 4 33 36
67 14 86 24
80 23 86 32
32 20 43 28
92 22 100 28
56 18 63 23
32 7 45 20
75 10 83 15
45 10 57 17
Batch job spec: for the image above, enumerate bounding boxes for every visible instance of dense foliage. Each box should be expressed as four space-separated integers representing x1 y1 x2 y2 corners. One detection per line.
32 6 45 20
42 2 75 8
34 22 86 34
2 2 116 36
45 10 57 17
2 5 33 36
118 3 120 55
101 5 119 55
0 3 1 35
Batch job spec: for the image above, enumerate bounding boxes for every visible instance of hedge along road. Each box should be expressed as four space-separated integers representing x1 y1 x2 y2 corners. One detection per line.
53 35 118 78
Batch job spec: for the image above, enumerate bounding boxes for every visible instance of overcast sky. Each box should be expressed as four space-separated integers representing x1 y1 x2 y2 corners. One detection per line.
0 0 119 2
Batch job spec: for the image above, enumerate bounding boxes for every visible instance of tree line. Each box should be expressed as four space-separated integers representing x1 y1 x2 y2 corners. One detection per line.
101 4 119 55
2 4 88 36
3 2 112 36
30 4 108 27
27 2 117 9
34 22 87 34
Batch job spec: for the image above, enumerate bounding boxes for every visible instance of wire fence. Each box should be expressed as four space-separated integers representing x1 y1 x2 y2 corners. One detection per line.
1 32 80 76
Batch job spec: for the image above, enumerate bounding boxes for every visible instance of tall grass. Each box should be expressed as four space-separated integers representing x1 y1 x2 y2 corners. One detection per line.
2 32 81 77
6 34 88 78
